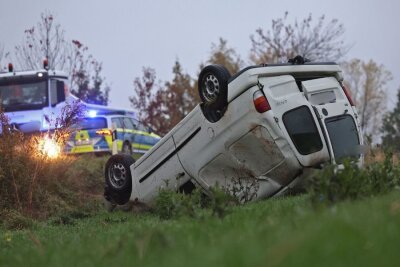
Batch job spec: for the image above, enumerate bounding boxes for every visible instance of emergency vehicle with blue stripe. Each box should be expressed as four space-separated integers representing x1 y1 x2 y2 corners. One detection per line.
64 111 161 158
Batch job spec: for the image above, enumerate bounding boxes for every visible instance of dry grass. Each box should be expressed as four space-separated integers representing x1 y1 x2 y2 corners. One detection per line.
0 103 104 228
364 147 399 165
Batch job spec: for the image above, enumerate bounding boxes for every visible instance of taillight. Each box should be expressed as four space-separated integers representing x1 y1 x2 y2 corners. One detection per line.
342 84 355 106
43 58 49 70
96 129 112 136
253 90 271 113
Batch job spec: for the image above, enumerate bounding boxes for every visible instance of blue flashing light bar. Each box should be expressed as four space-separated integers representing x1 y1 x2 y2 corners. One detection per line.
88 110 97 118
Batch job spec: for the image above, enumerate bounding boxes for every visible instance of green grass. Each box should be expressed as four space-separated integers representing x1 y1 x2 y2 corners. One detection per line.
1 191 400 267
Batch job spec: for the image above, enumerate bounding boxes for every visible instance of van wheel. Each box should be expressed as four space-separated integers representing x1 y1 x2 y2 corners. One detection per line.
122 142 132 155
104 154 135 205
198 65 231 122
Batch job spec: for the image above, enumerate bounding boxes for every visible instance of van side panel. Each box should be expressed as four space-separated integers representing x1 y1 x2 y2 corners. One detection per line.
130 137 190 203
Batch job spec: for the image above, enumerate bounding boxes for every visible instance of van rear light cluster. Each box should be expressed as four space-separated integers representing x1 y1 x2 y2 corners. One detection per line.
341 84 355 106
253 90 271 113
43 59 49 70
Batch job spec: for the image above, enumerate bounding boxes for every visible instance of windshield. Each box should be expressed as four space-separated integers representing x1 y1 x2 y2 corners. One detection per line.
325 115 360 161
0 81 48 112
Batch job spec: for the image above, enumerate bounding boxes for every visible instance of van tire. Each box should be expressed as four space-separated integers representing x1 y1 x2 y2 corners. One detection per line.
198 65 231 122
104 154 135 205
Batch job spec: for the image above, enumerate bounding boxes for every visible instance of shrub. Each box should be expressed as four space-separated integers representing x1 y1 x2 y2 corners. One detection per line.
153 188 204 220
307 154 400 206
152 185 238 220
0 209 35 230
0 103 104 228
151 167 263 220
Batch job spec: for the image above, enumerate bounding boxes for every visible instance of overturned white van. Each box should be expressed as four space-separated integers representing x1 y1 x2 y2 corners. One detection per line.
104 57 363 205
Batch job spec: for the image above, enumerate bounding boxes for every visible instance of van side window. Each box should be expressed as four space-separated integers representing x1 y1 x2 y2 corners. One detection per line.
111 118 123 128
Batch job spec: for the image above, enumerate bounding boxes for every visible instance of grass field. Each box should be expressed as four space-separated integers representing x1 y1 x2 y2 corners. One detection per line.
2 104 399 266
1 189 399 267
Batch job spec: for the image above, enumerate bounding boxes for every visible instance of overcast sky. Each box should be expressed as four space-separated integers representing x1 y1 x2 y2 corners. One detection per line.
1 0 399 109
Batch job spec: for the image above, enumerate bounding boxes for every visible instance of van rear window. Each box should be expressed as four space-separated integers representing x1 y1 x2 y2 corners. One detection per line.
310 91 336 105
325 115 359 161
76 118 107 130
283 106 323 155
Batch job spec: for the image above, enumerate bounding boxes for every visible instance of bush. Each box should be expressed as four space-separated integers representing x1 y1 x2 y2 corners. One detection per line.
307 154 400 206
153 188 204 220
152 186 237 220
0 104 104 228
0 209 35 230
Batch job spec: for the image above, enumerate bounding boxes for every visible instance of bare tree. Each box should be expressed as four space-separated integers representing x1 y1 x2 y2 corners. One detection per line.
0 44 10 71
14 11 68 71
66 40 109 105
342 59 392 138
13 11 109 105
0 44 4 68
71 59 110 105
250 12 349 64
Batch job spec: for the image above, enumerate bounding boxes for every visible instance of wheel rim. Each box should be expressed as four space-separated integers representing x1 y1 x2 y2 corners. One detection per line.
202 74 220 103
108 163 128 189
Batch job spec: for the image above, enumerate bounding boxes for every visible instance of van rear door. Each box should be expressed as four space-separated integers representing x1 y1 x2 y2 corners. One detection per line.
301 77 363 162
259 76 330 167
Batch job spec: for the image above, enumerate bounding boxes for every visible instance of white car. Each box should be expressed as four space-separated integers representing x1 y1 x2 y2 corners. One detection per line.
104 57 363 205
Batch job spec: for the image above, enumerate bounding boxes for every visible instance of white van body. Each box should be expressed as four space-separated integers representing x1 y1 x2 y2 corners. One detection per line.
106 62 363 204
